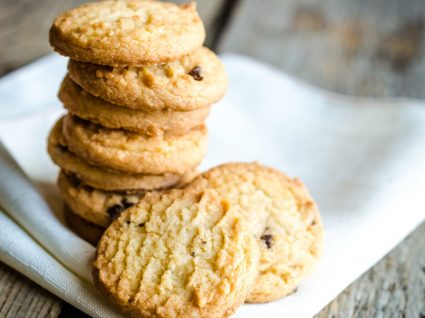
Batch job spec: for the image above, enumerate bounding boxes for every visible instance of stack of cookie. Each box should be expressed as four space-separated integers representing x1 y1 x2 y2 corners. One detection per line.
47 0 227 244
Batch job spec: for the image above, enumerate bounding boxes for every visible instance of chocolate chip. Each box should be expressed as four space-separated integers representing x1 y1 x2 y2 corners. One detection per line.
121 198 135 209
58 144 68 152
106 204 125 219
126 220 131 225
260 234 273 249
188 66 203 81
138 223 145 227
191 252 195 257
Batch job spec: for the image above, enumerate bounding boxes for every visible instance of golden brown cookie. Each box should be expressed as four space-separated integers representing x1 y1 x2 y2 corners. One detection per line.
67 47 227 111
48 119 197 191
49 1 205 66
58 171 144 228
93 189 259 318
62 115 208 175
64 205 104 246
59 76 211 135
188 163 324 303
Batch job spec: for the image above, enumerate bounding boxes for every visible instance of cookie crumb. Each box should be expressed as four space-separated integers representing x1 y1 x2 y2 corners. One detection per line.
188 66 203 81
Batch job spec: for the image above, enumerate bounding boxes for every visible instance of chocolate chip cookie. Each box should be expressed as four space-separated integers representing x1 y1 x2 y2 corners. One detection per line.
93 189 259 317
67 47 227 111
62 115 208 175
48 119 197 191
188 162 324 302
59 76 211 135
58 171 144 228
49 1 205 66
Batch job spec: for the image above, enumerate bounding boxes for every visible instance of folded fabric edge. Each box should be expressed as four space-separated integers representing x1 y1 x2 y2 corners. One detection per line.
0 211 124 318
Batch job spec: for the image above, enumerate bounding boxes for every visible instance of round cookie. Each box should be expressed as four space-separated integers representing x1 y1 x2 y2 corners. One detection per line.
187 163 324 303
62 115 208 175
49 1 205 66
48 119 197 191
64 206 105 246
67 47 227 111
58 171 144 228
59 76 211 135
93 189 259 318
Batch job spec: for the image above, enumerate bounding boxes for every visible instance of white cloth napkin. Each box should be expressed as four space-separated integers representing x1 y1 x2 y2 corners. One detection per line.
0 54 424 318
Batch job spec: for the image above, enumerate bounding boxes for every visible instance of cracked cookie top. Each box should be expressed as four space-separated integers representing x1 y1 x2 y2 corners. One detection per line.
93 189 259 317
50 1 205 66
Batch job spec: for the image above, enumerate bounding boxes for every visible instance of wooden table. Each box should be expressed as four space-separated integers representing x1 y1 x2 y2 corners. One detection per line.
1 0 424 317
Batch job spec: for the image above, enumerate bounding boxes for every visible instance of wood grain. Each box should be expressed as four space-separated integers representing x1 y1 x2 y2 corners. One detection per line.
0 262 61 318
315 222 425 318
219 0 425 98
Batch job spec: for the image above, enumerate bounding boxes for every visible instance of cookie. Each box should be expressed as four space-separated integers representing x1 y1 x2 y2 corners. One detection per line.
93 189 259 318
59 76 211 135
187 163 324 303
49 1 205 66
58 171 144 228
62 115 208 175
68 47 227 111
48 119 197 191
64 205 104 246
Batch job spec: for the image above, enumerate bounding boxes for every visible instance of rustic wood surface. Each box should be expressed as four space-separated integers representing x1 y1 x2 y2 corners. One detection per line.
219 0 425 98
1 0 424 317
0 262 61 317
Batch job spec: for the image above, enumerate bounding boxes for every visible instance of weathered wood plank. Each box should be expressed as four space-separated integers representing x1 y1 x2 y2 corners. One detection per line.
218 0 425 316
0 0 225 76
0 262 61 318
315 222 425 318
219 0 425 98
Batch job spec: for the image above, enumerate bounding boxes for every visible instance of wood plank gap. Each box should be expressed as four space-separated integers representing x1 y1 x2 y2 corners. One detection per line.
208 0 241 50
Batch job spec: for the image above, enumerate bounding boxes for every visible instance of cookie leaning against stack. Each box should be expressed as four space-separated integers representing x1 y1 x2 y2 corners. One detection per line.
94 189 260 318
47 0 227 244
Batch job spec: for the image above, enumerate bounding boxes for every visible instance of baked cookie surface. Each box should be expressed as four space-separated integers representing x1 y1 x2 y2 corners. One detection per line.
68 47 227 111
49 0 205 66
93 189 259 318
58 171 144 228
48 119 196 191
59 76 211 135
188 163 324 303
62 115 208 175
